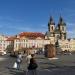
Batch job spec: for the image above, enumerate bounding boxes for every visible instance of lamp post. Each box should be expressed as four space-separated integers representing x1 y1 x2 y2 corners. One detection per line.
42 40 45 54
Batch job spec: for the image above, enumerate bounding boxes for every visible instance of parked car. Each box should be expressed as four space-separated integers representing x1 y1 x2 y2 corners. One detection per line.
0 51 6 55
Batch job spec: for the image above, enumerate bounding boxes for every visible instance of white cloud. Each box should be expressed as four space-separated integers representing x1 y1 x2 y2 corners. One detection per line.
67 31 75 37
40 24 47 28
67 30 75 38
66 22 75 38
67 22 75 26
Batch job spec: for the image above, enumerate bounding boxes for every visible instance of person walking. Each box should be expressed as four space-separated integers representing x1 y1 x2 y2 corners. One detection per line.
27 58 38 75
16 53 22 70
26 54 32 64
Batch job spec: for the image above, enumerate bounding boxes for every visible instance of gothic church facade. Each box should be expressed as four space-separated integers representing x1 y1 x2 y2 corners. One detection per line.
45 16 75 52
45 16 67 41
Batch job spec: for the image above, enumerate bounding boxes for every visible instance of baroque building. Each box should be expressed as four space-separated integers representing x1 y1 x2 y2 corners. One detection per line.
13 32 51 52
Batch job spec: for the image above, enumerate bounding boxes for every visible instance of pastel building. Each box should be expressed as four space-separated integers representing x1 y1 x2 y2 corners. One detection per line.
13 32 51 51
0 35 11 54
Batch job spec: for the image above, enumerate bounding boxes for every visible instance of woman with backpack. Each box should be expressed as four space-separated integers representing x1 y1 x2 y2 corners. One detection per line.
27 58 38 75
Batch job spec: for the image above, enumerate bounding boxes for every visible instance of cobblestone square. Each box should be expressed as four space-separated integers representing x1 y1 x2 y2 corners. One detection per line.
0 54 75 75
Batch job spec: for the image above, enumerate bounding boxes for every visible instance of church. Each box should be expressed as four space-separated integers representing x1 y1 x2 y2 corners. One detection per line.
45 16 75 52
45 16 67 41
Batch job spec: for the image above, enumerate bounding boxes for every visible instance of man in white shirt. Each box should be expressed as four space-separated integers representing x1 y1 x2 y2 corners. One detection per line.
26 54 32 64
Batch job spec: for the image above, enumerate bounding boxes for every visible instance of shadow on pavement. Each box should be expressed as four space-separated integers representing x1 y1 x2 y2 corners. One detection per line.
8 68 26 75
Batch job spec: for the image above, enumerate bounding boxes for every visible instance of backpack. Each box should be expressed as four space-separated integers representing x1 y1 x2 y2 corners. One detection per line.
17 58 21 63
28 63 38 70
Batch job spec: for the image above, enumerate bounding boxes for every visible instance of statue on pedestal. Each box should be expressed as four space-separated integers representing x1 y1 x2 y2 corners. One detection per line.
44 44 56 58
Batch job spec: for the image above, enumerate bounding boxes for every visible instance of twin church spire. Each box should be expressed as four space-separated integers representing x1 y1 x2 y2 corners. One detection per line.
47 16 66 40
48 16 55 25
48 16 66 26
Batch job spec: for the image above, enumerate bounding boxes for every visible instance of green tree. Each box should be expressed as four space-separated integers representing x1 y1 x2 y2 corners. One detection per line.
55 40 59 48
6 43 14 53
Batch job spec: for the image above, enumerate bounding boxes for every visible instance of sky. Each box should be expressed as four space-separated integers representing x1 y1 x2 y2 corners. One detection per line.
0 0 75 38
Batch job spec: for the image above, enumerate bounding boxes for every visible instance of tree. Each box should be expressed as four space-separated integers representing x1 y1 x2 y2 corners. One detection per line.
6 43 14 53
55 39 59 48
55 40 62 53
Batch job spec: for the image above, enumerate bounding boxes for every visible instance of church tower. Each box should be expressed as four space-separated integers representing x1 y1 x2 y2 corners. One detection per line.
48 16 55 37
58 16 66 40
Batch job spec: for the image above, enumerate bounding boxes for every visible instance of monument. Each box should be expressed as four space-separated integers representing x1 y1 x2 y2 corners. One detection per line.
44 44 56 58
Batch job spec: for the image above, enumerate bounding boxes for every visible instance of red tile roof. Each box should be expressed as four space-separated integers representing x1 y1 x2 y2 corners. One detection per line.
19 32 45 39
6 32 45 41
6 36 19 41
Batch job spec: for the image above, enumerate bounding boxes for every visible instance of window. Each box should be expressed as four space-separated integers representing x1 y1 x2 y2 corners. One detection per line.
26 39 28 42
24 40 25 42
26 44 27 48
51 26 53 30
62 27 64 31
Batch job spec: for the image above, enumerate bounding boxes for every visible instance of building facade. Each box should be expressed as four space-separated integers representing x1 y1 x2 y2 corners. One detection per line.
45 16 75 52
0 16 75 53
0 35 11 54
45 16 66 41
13 32 51 52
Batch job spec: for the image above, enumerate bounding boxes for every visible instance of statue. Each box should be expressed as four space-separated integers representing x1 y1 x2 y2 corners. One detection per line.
44 44 56 58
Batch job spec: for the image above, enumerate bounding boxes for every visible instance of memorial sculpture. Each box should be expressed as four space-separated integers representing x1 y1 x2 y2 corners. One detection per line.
44 44 56 58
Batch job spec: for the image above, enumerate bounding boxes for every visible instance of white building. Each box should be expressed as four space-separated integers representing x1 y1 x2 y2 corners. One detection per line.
0 35 11 54
13 32 51 52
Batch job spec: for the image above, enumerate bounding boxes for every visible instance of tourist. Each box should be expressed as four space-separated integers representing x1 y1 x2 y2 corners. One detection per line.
27 58 38 75
26 54 32 64
16 53 22 70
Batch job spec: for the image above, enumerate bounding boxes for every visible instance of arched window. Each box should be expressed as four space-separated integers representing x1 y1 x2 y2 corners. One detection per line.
51 26 53 30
